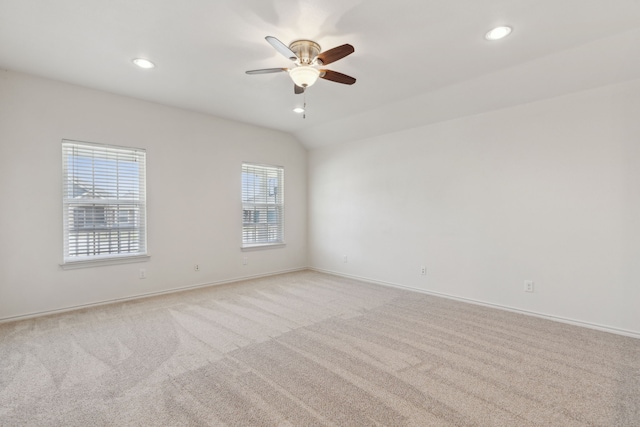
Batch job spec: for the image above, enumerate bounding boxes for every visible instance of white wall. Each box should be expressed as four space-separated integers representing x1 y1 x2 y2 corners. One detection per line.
2 69 639 337
0 70 307 320
308 79 640 336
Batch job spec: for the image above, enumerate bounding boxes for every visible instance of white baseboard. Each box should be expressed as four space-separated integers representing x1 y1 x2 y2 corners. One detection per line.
310 267 640 340
6 267 638 340
0 267 307 324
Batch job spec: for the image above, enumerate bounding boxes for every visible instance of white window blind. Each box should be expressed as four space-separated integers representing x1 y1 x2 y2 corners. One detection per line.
242 163 284 247
62 140 147 263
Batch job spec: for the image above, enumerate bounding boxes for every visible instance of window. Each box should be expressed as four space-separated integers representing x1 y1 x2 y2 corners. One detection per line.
62 140 147 264
242 163 284 247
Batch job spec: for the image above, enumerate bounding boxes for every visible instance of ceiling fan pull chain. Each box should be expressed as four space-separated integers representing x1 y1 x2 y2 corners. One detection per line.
303 92 307 119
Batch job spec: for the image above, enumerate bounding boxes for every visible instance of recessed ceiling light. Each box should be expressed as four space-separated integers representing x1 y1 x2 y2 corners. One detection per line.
293 107 305 114
132 58 155 69
485 26 512 41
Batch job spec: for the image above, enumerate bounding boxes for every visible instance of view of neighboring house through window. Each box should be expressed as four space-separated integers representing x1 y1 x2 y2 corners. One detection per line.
242 163 284 247
62 140 147 263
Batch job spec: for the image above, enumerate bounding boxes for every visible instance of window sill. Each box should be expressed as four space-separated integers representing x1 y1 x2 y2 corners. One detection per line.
60 254 150 270
241 243 285 252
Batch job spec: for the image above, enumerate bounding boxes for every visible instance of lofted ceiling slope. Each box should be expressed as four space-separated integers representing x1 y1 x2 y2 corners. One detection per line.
1 0 639 149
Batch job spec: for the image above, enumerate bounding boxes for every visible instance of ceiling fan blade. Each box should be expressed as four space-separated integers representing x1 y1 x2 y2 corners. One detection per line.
294 84 305 95
245 68 288 74
319 70 356 85
316 44 354 65
265 36 298 61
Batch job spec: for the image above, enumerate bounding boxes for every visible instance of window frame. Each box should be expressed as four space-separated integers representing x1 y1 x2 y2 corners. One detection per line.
241 162 285 250
61 139 148 268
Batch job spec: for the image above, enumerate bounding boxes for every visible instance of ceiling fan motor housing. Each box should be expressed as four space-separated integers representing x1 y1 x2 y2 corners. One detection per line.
289 40 321 65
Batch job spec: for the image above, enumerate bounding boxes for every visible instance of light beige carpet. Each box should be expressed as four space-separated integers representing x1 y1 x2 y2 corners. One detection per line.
0 270 638 426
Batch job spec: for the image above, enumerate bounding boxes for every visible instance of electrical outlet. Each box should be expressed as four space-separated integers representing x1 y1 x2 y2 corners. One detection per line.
242 257 248 265
421 266 427 276
139 268 146 279
524 280 534 293
343 255 348 263
194 264 200 272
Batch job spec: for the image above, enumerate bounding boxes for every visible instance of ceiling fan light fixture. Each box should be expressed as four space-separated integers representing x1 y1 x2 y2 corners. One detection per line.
289 66 320 88
485 26 512 41
293 107 305 114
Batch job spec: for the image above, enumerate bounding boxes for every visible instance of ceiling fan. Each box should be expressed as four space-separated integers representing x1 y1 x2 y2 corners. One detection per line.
246 36 356 94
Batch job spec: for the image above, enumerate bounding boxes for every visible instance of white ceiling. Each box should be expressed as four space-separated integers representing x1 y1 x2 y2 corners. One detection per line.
1 0 640 149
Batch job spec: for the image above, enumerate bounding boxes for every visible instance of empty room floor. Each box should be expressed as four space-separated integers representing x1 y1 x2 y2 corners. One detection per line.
1 270 638 426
